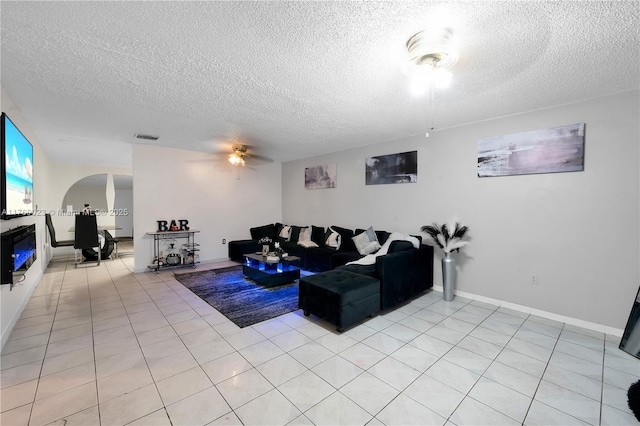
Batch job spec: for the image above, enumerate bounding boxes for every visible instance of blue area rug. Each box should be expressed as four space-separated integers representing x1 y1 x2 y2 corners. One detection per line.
174 265 300 328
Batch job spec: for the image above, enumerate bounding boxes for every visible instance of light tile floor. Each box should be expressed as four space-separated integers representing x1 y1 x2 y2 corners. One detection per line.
1 245 639 425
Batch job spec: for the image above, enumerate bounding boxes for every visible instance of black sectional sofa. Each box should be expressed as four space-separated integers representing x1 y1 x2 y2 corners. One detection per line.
228 223 426 272
228 222 434 331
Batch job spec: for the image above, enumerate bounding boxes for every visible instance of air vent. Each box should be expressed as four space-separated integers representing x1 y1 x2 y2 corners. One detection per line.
134 133 159 141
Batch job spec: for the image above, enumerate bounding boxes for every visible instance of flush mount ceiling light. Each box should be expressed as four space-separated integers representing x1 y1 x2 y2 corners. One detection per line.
404 27 459 95
406 27 458 68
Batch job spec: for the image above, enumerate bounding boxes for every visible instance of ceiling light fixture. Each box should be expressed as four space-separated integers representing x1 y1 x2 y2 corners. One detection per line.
404 27 458 96
404 26 459 136
228 152 245 167
229 145 247 167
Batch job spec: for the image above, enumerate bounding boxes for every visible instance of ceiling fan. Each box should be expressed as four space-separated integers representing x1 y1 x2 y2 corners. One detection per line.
227 144 271 167
228 145 249 167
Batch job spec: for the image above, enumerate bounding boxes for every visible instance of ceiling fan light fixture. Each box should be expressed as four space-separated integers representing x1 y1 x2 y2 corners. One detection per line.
409 66 452 95
404 26 458 95
406 27 459 69
229 152 245 167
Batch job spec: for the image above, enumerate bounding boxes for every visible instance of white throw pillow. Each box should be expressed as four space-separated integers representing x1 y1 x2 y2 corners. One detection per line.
299 227 311 242
324 227 341 250
360 241 381 255
279 225 291 241
352 226 380 255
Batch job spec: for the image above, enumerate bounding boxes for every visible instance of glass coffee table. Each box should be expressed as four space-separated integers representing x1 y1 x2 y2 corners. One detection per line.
243 253 301 287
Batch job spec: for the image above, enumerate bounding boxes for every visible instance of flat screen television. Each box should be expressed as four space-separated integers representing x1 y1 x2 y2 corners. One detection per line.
1 112 34 220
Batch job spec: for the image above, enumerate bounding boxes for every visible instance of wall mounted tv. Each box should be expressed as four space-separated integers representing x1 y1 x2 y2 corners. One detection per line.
1 112 34 220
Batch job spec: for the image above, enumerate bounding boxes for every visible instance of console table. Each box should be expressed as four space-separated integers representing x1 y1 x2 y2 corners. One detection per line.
146 230 200 273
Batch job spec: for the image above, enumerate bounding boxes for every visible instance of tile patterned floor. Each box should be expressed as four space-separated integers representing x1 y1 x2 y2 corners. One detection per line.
1 246 639 425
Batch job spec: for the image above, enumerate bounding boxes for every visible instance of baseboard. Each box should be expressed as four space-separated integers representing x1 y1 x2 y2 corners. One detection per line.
432 285 624 337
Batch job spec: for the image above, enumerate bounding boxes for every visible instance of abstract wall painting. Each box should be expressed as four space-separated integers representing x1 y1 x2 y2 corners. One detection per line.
477 123 585 177
305 164 337 189
365 150 418 185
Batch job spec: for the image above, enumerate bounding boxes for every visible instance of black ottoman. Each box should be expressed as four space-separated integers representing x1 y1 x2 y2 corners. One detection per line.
298 269 380 332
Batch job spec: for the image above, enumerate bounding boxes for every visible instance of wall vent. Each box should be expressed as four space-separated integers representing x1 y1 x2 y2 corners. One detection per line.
134 133 159 141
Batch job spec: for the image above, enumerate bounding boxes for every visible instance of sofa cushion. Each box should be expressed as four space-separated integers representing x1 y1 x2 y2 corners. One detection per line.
299 269 380 306
298 240 319 248
280 241 306 261
331 251 363 269
291 226 311 243
311 226 325 245
388 240 415 253
250 224 276 241
274 223 285 242
324 227 341 250
305 247 335 272
375 231 391 245
338 263 377 278
228 240 262 261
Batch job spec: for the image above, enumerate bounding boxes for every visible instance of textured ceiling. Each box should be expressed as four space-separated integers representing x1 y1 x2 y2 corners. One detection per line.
1 1 639 168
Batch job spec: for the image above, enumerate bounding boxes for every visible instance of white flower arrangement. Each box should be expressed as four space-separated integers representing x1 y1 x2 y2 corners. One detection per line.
421 216 469 254
274 242 284 256
257 236 273 245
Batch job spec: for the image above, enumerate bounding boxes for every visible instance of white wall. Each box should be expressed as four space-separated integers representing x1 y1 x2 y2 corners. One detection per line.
1 86 55 348
46 167 132 253
114 188 133 237
1 85 133 347
132 144 282 272
282 90 640 329
62 181 109 212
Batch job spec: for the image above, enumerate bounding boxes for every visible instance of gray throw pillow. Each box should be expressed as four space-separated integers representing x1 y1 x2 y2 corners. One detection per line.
352 226 381 255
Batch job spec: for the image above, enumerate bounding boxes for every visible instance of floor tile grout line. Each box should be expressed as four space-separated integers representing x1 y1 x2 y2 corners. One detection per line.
418 299 602 423
440 304 530 424
87 255 145 422
12 253 635 426
106 257 251 423
323 296 513 423
349 296 472 423
599 334 606 426
517 314 560 426
95 256 165 425
26 260 78 426
87 250 145 425
527 320 604 425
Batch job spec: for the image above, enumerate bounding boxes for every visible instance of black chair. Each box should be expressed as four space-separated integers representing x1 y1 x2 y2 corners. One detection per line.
45 213 74 248
74 214 100 267
111 236 133 258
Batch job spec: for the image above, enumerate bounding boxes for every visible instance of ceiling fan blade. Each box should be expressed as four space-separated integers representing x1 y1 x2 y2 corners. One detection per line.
245 153 272 162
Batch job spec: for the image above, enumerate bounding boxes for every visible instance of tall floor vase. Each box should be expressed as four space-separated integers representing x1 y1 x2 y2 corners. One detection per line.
442 252 455 302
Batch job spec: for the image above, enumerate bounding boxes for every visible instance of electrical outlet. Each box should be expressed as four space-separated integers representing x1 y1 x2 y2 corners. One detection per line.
530 274 538 285
222 239 226 244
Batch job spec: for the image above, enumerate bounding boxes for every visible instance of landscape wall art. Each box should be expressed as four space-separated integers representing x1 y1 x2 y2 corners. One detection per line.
305 164 337 189
477 123 585 177
365 150 418 185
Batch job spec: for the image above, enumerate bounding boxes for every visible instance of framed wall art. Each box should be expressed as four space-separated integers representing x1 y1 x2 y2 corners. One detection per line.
305 164 337 189
365 150 417 185
477 123 585 177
